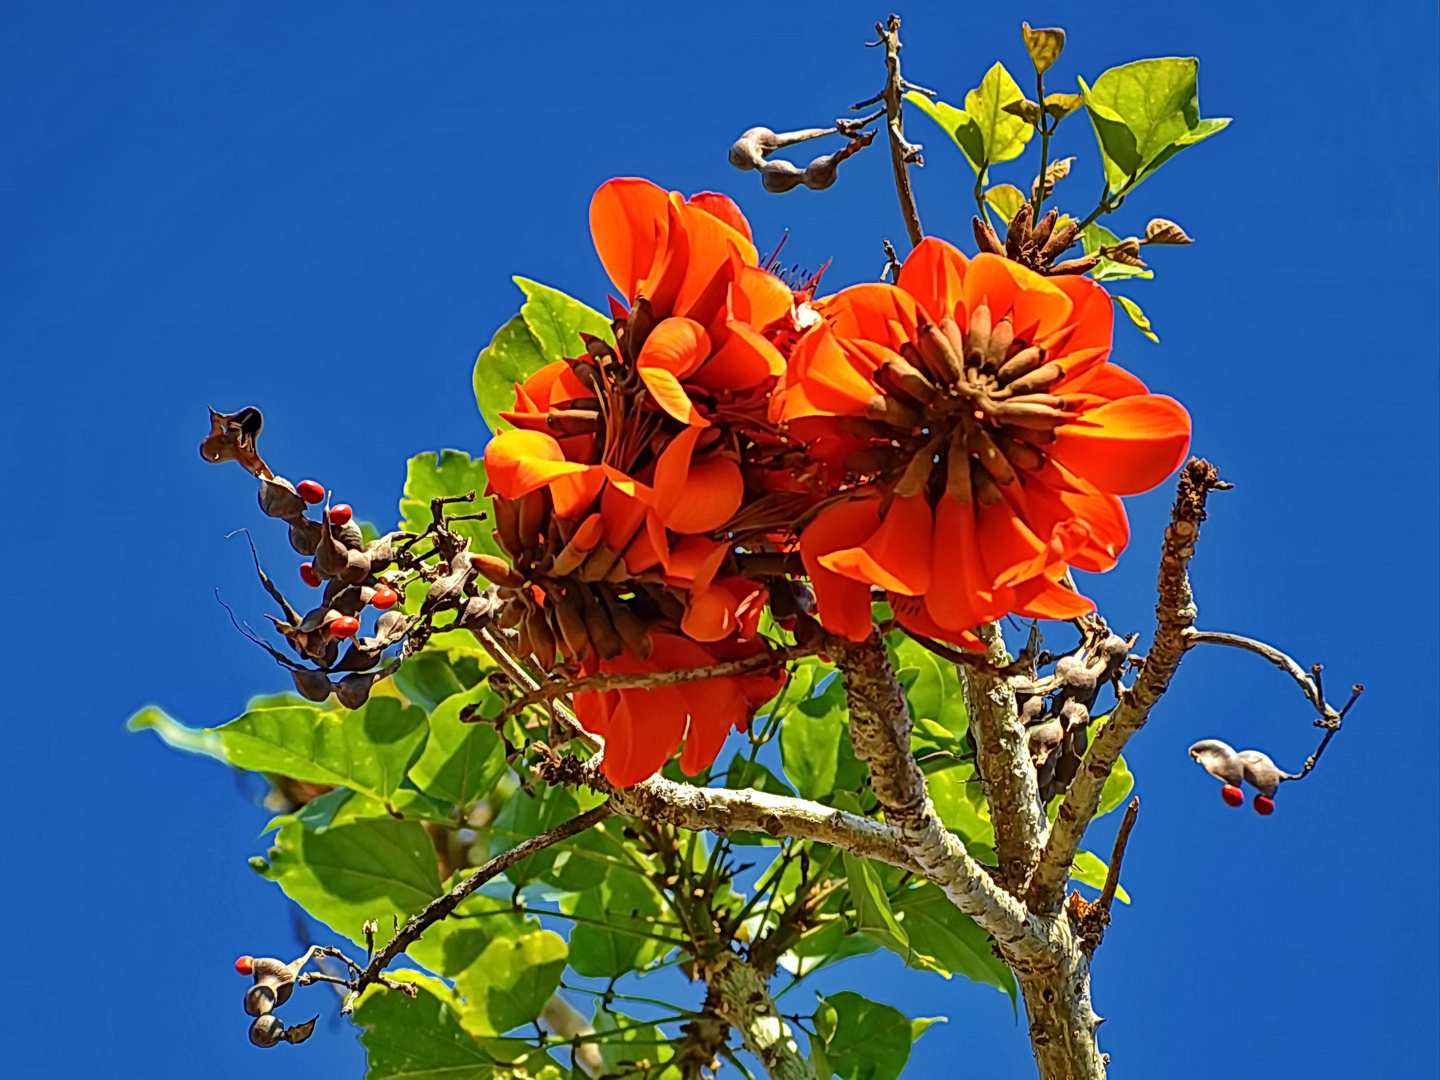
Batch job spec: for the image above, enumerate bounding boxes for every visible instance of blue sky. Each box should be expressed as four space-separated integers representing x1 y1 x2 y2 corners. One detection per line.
2 2 1435 1076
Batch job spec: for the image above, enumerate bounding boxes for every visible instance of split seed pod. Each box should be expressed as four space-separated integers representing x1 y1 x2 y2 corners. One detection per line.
1237 750 1291 797
1189 739 1245 785
258 476 307 520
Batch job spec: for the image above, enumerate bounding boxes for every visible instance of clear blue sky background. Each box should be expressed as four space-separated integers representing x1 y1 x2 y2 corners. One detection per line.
2 2 1435 1076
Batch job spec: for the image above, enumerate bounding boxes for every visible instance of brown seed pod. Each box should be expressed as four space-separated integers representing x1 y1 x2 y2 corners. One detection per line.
582 588 624 661
517 490 549 569
335 661 401 709
288 518 323 557
1027 718 1064 768
245 983 278 1018
1053 654 1098 695
290 668 334 702
259 476 307 520
373 609 412 648
249 1014 286 1047
1189 739 1245 786
1237 749 1291 796
334 520 365 550
200 406 270 478
553 587 591 662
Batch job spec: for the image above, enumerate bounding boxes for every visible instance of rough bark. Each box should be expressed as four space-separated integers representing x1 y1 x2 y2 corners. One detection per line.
1013 916 1106 1080
699 953 815 1080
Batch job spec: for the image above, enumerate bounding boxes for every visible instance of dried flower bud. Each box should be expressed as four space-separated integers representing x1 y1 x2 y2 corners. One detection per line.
470 552 526 589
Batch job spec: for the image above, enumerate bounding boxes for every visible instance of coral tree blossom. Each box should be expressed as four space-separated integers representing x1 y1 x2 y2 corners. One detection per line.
771 239 1191 648
480 178 793 786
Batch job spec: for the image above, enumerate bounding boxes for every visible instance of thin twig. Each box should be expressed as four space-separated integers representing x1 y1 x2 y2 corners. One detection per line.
872 14 923 247
1098 798 1138 915
341 803 615 1013
1183 630 1338 719
227 527 301 626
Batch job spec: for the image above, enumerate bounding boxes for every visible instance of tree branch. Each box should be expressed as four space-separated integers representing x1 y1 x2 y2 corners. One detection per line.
1029 458 1227 913
340 803 615 1012
699 953 815 1080
536 752 923 874
962 621 1048 892
1098 797 1138 916
872 14 924 247
828 630 1044 960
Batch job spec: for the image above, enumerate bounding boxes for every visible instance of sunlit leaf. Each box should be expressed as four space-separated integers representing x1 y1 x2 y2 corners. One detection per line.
473 313 547 439
561 868 672 978
408 682 507 807
1021 23 1065 74
1082 224 1154 282
1098 752 1136 815
1072 850 1130 903
453 928 568 1036
963 63 1034 166
593 1010 683 1080
216 697 429 806
398 449 503 561
1113 295 1159 343
818 992 936 1080
514 277 613 366
486 783 581 885
983 183 1028 226
904 93 985 172
407 891 534 979
843 853 914 961
126 705 227 762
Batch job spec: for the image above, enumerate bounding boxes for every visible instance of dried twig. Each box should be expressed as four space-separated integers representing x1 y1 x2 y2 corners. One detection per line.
1098 798 1138 915
868 14 923 247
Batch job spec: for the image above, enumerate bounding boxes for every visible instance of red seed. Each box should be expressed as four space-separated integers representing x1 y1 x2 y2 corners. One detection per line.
235 955 254 976
328 504 353 526
1221 784 1244 808
300 562 322 588
1252 794 1275 816
330 616 361 639
296 480 325 504
371 585 399 610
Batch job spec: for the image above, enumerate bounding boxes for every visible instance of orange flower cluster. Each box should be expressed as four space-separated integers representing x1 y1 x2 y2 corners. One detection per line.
479 180 1191 787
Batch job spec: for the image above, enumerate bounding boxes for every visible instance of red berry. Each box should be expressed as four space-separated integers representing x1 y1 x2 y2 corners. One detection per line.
327 503 353 526
1220 784 1244 808
296 480 325 504
235 955 254 976
330 616 361 639
300 562 322 588
1253 794 1275 816
371 585 399 610
777 616 798 632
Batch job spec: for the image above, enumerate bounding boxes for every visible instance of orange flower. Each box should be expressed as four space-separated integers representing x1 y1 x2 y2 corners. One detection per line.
776 240 1190 646
573 632 783 788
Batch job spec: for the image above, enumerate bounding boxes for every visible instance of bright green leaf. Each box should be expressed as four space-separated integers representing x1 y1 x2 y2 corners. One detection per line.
453 928 568 1036
562 869 671 978
259 816 442 943
215 697 428 806
126 705 227 762
779 673 847 800
843 853 913 962
891 884 1018 1004
909 1016 946 1042
1082 224 1154 282
399 449 503 561
963 62 1035 166
473 314 547 438
1072 850 1130 904
785 919 880 979
408 682 507 807
983 183 1028 226
1098 752 1135 816
593 1010 682 1079
394 651 469 713
1113 295 1159 343
819 992 923 1080
904 93 985 172
486 783 580 885
514 277 613 366
407 890 535 979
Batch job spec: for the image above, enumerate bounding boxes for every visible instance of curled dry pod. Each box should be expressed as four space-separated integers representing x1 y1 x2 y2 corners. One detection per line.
498 595 526 629
245 982 278 1017
290 668 334 702
1189 739 1245 786
1053 655 1098 696
373 609 412 648
259 476 307 520
339 547 371 586
323 582 368 615
364 531 404 571
471 552 526 589
282 1017 318 1045
336 667 386 709
249 1014 286 1048
289 518 323 557
312 523 349 580
334 520 365 550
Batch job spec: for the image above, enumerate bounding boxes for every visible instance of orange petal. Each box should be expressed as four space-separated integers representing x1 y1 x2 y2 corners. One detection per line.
1011 577 1096 620
925 494 1011 633
962 253 1072 343
819 494 932 595
654 428 743 533
677 678 744 775
686 191 753 242
637 317 712 379
1051 395 1192 496
484 430 588 499
674 200 758 318
682 585 739 642
601 685 689 787
601 480 649 550
621 519 663 574
637 366 709 427
550 464 605 519
1046 273 1114 357
890 594 986 651
896 237 969 325
782 323 877 418
590 178 670 302
977 499 1049 587
732 263 795 328
821 283 923 350
1061 360 1149 401
799 500 883 641
664 535 729 593
694 320 785 391
570 512 605 552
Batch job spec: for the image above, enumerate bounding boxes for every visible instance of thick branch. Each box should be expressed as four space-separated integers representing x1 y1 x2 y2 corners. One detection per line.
829 631 1043 960
341 804 614 1012
699 952 815 1080
962 621 1047 892
873 14 923 246
1030 459 1226 912
538 753 923 873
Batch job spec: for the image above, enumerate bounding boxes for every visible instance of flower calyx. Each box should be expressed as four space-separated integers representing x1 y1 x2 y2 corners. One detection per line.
973 202 1097 277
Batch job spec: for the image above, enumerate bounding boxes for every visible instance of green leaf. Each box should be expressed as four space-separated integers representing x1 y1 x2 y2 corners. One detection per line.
1113 295 1159 343
1098 752 1135 816
1072 850 1130 904
514 277 613 365
453 928 568 1036
592 1010 682 1079
1079 59 1230 193
399 449 503 561
819 992 928 1080
888 635 967 740
779 673 846 800
843 853 913 962
357 976 563 1080
126 705 227 762
963 62 1034 166
983 183 1028 226
486 783 580 886
561 870 671 978
904 93 985 172
473 314 547 438
216 696 429 806
925 765 993 849
408 682 507 807
394 651 469 713
891 884 1018 1004
407 890 535 978
786 920 880 980
260 816 442 943
1082 224 1154 282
